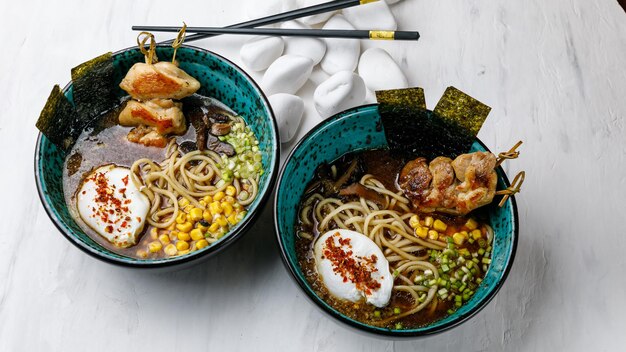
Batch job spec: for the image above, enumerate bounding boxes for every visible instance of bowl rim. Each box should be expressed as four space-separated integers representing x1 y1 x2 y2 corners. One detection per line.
34 44 280 268
273 103 519 337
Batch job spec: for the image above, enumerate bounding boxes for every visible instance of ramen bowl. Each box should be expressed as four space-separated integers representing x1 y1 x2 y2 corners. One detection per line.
35 45 279 269
274 104 518 336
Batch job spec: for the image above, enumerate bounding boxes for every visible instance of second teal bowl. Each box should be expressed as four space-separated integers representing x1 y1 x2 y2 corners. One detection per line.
274 104 518 337
35 45 279 269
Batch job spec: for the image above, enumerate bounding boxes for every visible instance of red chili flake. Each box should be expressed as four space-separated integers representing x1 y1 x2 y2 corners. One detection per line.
122 175 129 186
105 225 113 233
119 188 126 194
323 232 381 296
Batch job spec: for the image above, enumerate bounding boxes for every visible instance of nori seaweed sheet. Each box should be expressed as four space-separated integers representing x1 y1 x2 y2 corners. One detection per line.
433 86 491 136
375 87 426 111
35 85 78 150
71 52 115 121
377 86 490 160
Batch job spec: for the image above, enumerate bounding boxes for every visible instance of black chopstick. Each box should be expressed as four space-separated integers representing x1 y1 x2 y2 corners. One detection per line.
135 26 420 41
159 0 381 45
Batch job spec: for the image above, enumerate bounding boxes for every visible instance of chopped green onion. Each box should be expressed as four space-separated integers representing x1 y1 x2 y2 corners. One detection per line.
374 310 381 318
394 307 401 314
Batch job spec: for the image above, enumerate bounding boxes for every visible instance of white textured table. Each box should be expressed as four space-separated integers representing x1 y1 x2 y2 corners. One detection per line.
2 0 626 350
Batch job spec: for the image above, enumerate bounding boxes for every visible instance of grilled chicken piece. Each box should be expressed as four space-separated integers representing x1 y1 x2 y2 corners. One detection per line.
451 152 497 214
127 125 168 148
119 62 201 101
399 152 497 215
119 99 186 135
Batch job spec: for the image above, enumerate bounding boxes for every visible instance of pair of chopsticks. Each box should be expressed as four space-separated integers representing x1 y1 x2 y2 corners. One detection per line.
133 0 419 42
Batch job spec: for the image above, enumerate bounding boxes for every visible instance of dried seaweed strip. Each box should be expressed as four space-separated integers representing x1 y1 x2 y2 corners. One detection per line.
375 87 426 110
378 105 473 160
71 52 115 121
35 85 78 150
433 86 490 136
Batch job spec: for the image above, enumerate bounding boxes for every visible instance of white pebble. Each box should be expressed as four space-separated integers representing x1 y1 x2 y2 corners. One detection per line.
281 21 326 65
357 48 408 91
296 0 336 24
342 1 397 30
309 67 330 86
262 55 314 95
269 94 305 143
320 15 360 75
314 71 366 119
246 0 297 21
240 36 284 72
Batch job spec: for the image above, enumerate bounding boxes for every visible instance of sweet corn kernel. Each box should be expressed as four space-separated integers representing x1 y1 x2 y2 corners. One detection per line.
409 215 420 229
164 244 177 256
196 223 208 232
178 198 190 208
177 250 190 256
176 241 190 251
196 239 209 249
216 216 228 227
167 223 176 231
213 191 225 202
176 222 193 233
209 201 223 215
453 232 466 245
209 223 220 233
433 219 448 232
225 185 237 197
428 230 439 240
227 214 238 225
150 228 159 237
415 226 428 238
136 250 148 259
471 229 482 240
202 195 213 203
199 200 207 207
465 218 478 230
424 216 434 228
183 204 194 213
222 203 233 216
175 213 187 224
178 231 191 241
203 210 212 222
233 202 242 209
159 234 170 244
189 208 204 222
148 241 162 253
190 229 204 241
169 231 178 241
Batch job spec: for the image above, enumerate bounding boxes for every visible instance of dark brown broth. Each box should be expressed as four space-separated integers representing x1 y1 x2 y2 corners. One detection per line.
62 96 229 259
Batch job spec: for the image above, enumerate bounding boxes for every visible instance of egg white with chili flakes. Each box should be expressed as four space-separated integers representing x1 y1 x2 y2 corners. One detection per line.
76 164 150 248
314 229 393 308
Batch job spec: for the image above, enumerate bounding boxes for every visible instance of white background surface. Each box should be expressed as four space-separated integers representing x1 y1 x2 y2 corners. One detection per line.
1 0 625 351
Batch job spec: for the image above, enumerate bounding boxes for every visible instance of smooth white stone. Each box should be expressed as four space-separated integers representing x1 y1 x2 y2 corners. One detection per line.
364 88 377 104
308 67 330 86
240 36 284 72
268 93 304 143
245 0 297 21
261 55 314 95
342 1 397 30
358 47 408 91
296 0 336 24
320 14 360 75
280 21 326 65
314 71 366 119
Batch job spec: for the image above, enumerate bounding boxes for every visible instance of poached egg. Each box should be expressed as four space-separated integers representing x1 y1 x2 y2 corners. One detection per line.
76 165 150 248
314 229 393 308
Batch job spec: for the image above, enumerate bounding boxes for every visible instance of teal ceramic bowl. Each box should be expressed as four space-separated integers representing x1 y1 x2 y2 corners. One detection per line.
274 104 518 337
35 45 279 268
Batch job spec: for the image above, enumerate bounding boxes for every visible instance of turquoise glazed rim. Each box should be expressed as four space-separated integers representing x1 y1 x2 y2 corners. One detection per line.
274 104 518 337
35 45 279 268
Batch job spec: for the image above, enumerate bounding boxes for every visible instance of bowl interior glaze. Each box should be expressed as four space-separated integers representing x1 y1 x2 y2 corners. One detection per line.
275 104 518 336
35 45 279 267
